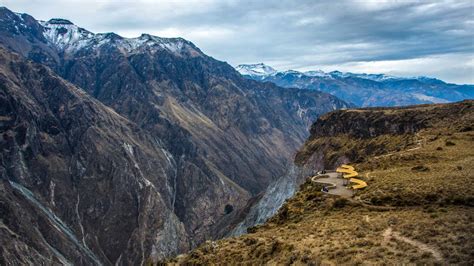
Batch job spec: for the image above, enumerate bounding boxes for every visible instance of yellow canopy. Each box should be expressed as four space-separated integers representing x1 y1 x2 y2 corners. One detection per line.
336 164 367 189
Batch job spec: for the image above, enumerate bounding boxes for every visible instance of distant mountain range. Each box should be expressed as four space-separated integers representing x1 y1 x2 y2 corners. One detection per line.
236 63 474 107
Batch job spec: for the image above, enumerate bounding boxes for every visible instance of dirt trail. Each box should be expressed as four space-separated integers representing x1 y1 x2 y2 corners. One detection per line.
382 227 443 262
374 132 424 159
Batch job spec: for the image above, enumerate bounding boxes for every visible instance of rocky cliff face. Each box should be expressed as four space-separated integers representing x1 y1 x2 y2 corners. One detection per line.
229 165 313 236
296 101 474 167
0 7 351 264
0 47 194 264
308 107 432 139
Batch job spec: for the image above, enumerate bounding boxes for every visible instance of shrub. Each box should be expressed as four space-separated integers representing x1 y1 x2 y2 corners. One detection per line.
332 198 348 208
243 237 257 246
247 226 258 234
224 204 234 214
460 126 472 132
411 165 430 172
445 140 456 146
277 205 289 223
425 194 438 203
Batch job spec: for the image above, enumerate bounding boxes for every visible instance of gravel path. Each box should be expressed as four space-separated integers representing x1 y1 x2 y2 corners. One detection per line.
311 172 354 198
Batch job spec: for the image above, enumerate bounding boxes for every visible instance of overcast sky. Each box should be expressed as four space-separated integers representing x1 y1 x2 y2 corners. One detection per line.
1 0 473 84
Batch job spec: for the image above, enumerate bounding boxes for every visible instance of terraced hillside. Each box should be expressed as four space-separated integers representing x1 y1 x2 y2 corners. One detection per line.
170 100 474 264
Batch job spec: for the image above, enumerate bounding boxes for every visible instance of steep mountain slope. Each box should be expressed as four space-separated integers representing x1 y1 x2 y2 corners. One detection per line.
0 8 350 193
0 46 195 264
0 7 351 263
236 63 474 107
173 100 474 264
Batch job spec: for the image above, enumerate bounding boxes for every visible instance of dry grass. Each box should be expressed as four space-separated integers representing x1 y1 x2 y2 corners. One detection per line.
356 130 474 207
166 102 474 265
295 134 415 166
169 181 474 264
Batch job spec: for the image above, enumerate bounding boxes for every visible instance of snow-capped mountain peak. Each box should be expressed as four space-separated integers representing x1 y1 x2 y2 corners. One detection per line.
235 63 451 84
328 71 400 81
235 63 277 77
39 18 201 57
234 63 472 108
281 70 301 75
304 70 330 78
40 19 94 53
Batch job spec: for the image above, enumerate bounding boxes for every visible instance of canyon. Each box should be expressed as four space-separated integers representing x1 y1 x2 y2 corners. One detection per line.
1 5 473 265
0 7 350 264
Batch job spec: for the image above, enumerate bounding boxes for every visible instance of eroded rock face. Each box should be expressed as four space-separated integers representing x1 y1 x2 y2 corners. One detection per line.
309 109 426 139
229 165 314 236
0 47 194 264
0 7 351 264
308 103 473 139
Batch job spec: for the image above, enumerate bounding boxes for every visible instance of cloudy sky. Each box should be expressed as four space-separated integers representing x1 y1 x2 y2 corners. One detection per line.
1 0 473 84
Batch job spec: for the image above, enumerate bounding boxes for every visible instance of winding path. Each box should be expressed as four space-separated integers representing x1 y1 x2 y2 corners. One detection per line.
310 172 354 198
383 227 443 263
310 164 367 197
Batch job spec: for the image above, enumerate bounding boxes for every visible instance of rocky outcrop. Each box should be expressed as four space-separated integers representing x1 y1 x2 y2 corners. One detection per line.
296 101 474 167
229 165 314 236
309 102 474 139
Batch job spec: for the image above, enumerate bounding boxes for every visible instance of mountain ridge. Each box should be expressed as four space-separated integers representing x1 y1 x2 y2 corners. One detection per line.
236 62 470 85
38 18 203 57
236 63 474 107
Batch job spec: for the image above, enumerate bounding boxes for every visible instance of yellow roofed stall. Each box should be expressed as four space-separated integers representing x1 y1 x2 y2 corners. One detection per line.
336 164 367 189
349 178 367 189
336 164 358 178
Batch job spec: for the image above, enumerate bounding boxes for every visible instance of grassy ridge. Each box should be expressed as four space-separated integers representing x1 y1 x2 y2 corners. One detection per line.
167 101 474 264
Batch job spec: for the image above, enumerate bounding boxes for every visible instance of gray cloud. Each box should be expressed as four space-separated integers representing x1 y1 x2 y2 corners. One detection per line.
1 0 473 83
